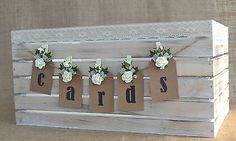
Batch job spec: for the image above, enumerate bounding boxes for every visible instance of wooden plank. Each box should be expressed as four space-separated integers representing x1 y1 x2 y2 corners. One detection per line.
214 86 229 118
12 55 228 77
11 20 228 58
13 69 229 99
212 20 229 57
14 95 214 121
12 38 216 59
214 101 229 137
15 109 214 137
11 20 229 138
14 86 229 121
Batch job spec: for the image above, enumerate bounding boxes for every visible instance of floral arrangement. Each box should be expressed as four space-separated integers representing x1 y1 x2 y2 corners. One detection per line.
89 59 108 85
59 56 78 83
120 56 138 83
149 42 173 69
34 43 52 69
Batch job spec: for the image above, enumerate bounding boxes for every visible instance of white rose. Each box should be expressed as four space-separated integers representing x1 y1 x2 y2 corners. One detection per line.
91 73 104 85
63 56 72 67
155 56 169 69
63 61 71 68
121 71 133 83
95 59 101 67
35 58 46 69
62 71 73 83
41 43 49 53
164 52 172 59
42 54 51 62
124 55 132 64
156 42 163 50
38 47 45 54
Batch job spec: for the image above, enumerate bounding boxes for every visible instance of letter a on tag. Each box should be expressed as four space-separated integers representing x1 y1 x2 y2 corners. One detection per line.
149 59 179 102
30 60 54 95
59 75 83 108
89 77 114 113
117 71 144 111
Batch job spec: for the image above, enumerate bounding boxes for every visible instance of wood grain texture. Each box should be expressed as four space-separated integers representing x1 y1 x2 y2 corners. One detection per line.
15 109 215 137
13 69 229 99
11 20 228 58
14 86 229 121
12 55 229 77
11 19 229 137
0 0 234 140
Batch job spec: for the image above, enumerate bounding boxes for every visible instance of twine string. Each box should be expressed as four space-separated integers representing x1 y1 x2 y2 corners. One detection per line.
19 37 206 76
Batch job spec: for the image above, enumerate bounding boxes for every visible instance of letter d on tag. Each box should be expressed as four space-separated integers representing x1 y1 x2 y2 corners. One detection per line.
118 71 144 111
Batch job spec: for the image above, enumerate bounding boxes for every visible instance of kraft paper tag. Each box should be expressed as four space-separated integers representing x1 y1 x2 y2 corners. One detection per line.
30 60 54 95
59 74 83 108
117 71 144 111
89 77 114 113
149 58 179 102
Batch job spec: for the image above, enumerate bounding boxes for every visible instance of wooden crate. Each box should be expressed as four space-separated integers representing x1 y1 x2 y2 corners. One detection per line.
11 20 229 137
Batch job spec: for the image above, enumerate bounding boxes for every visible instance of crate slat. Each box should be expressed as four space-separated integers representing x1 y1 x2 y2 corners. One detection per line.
14 86 229 121
15 109 214 137
12 20 229 137
13 55 228 77
13 69 229 99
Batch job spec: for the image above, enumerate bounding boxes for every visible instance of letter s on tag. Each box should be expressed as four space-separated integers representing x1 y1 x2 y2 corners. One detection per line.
160 77 167 93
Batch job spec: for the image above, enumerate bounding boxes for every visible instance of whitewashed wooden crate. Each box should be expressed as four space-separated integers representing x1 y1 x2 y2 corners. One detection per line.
11 20 229 137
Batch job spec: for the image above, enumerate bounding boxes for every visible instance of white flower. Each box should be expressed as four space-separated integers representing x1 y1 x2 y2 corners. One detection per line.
122 71 133 83
164 52 172 59
63 56 72 67
95 59 101 67
62 71 73 83
35 58 46 69
155 56 169 69
156 42 163 50
42 54 51 62
41 43 49 53
91 73 104 85
124 55 132 64
38 47 45 54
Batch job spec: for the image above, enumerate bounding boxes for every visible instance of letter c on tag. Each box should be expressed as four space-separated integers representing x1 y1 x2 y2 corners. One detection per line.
37 73 45 86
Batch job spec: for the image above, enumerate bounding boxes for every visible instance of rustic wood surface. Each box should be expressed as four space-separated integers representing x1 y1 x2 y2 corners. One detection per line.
14 86 229 121
0 0 235 140
11 20 229 137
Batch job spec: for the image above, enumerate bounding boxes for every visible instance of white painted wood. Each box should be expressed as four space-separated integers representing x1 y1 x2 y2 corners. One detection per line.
214 101 229 137
13 69 229 99
214 87 229 118
14 95 213 121
11 20 229 137
12 55 228 77
15 110 214 137
14 86 229 122
12 38 216 59
11 20 228 58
